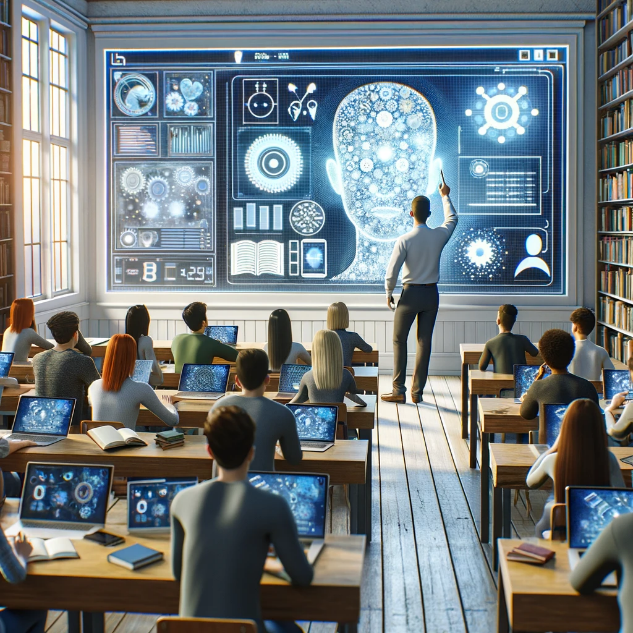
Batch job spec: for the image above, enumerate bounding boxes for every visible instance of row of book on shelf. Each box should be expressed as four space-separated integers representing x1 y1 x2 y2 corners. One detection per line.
0 242 10 277
599 295 633 333
600 264 633 298
600 70 633 106
599 0 633 44
598 324 632 363
600 137 633 169
601 97 633 137
599 236 633 263
600 206 633 231
599 33 633 76
599 169 633 201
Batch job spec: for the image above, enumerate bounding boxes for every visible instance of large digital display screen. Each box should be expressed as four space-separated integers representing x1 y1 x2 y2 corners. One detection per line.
105 46 567 294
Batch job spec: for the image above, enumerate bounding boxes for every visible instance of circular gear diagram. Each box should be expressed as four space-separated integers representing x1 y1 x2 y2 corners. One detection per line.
289 200 325 236
175 166 196 187
194 176 211 195
192 367 218 390
147 176 170 201
245 134 303 194
120 167 146 194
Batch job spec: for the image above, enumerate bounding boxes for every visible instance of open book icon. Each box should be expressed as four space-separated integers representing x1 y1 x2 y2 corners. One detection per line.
231 240 284 276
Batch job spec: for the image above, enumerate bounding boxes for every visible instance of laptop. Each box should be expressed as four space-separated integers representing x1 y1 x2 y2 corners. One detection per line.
204 325 238 346
7 396 75 446
248 472 329 563
566 486 633 586
542 403 568 448
513 364 552 403
131 359 153 384
286 404 337 452
6 462 114 539
276 364 312 398
127 477 197 534
175 363 231 400
602 369 632 404
0 351 14 377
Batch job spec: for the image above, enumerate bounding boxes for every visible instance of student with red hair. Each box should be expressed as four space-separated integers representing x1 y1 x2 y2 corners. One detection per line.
88 334 178 430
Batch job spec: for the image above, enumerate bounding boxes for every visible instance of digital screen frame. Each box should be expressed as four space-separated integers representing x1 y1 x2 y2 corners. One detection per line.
104 44 570 296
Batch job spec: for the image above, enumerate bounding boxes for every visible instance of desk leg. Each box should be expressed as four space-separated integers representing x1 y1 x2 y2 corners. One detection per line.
358 428 372 543
338 623 358 633
461 361 469 439
349 484 358 535
469 394 478 468
67 612 80 633
480 431 490 543
497 565 510 633
492 487 502 571
502 488 512 538
82 613 105 633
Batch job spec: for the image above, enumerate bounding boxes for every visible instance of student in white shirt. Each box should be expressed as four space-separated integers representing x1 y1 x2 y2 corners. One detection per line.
568 307 613 381
605 355 633 441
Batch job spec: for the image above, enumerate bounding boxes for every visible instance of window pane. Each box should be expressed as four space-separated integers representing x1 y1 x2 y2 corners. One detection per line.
50 143 70 292
22 139 41 298
49 30 68 139
21 19 39 132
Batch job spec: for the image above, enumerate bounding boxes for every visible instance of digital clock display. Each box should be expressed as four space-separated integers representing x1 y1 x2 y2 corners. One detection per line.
113 257 214 289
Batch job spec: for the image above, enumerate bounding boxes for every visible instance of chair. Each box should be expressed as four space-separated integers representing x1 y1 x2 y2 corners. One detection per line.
80 420 125 434
156 617 257 633
549 503 567 541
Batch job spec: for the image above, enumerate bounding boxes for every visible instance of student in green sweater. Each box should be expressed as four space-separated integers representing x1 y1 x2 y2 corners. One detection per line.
171 302 238 373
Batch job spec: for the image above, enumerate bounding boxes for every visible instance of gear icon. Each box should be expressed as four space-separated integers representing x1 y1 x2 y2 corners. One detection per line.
166 92 184 112
290 200 325 236
244 134 303 194
184 101 199 116
120 167 146 194
175 166 196 187
194 176 211 196
147 176 170 201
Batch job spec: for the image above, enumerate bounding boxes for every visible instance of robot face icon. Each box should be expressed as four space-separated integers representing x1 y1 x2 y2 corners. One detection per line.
243 79 279 124
327 82 437 241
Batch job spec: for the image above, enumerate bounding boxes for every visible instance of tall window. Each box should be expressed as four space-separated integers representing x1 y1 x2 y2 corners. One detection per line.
21 14 72 299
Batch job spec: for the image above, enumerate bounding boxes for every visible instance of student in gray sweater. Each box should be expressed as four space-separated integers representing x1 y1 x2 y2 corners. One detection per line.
327 302 372 367
171 406 313 633
520 329 599 442
211 349 302 471
1 298 54 362
32 312 100 427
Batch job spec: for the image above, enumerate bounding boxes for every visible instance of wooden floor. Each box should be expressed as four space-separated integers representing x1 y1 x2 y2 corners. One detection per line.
43 375 548 633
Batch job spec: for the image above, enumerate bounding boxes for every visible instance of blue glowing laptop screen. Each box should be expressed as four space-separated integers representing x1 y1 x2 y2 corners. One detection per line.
603 370 632 401
514 364 551 399
178 364 230 392
204 326 238 345
13 397 75 436
132 359 153 383
128 478 197 530
543 403 568 447
287 404 337 441
0 352 14 378
279 364 311 393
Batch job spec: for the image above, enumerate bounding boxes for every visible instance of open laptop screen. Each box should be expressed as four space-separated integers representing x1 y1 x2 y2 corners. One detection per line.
13 396 75 436
279 364 311 394
514 364 551 400
128 478 197 531
287 405 337 442
248 472 328 539
132 359 153 384
21 463 113 525
603 370 632 401
178 364 230 392
567 486 633 549
204 326 238 345
0 352 14 378
543 403 568 447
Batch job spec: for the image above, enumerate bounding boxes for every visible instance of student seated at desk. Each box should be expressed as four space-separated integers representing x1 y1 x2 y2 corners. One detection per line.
327 302 372 368
125 304 163 386
526 399 623 537
520 329 599 430
568 307 614 381
0 436 36 502
290 330 366 407
605 355 633 441
478 304 538 375
571 512 633 633
171 406 313 633
1 298 55 362
32 312 100 428
265 309 311 372
171 302 238 374
210 349 302 471
0 529 47 633
89 334 178 431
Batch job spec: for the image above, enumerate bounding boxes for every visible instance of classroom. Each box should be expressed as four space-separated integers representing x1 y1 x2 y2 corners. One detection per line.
0 0 626 631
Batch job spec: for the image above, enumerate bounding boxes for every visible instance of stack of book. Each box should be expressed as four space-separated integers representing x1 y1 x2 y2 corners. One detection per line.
506 542 556 565
155 429 184 451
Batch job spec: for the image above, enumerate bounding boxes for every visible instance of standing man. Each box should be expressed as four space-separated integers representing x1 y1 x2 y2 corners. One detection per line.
382 178 458 404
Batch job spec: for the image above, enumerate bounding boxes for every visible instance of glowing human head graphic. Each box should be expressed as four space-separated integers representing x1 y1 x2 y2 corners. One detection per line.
327 82 438 241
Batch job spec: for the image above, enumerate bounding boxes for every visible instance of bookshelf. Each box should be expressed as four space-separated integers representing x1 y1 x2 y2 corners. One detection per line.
597 0 633 363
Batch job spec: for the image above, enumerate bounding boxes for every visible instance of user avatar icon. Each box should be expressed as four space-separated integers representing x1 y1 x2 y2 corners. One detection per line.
514 234 550 277
326 82 440 281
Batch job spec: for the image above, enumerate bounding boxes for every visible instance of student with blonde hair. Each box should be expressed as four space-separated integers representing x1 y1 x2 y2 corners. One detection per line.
290 330 366 406
89 334 178 430
327 302 372 367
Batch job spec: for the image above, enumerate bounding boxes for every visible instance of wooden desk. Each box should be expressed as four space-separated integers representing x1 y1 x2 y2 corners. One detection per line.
0 500 365 632
0 385 34 412
497 539 619 633
30 338 110 358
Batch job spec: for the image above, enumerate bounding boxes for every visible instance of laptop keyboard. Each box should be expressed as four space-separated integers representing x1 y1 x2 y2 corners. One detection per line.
25 520 91 531
300 441 331 449
9 433 62 444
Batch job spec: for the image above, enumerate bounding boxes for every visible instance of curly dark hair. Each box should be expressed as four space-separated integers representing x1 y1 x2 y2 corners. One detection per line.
538 329 575 370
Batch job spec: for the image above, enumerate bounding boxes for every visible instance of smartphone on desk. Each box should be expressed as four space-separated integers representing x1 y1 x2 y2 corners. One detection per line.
84 530 125 547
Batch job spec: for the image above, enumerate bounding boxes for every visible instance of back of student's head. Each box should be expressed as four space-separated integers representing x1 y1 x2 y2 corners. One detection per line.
102 334 136 392
9 298 35 334
204 405 255 469
236 349 269 390
411 196 431 223
327 302 349 331
538 328 575 370
569 307 596 336
498 304 518 330
553 399 610 502
46 311 80 344
125 305 151 346
312 329 343 391
182 302 207 332
268 309 292 371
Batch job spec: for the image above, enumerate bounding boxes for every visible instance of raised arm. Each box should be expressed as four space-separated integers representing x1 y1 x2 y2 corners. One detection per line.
436 194 458 239
139 383 179 427
384 237 407 299
479 343 492 372
75 331 92 356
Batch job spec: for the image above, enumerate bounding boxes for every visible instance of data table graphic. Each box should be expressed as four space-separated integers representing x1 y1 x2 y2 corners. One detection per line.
106 47 568 294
